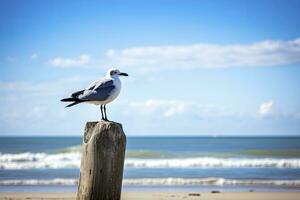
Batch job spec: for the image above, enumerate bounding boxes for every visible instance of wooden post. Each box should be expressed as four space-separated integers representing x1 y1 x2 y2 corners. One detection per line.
76 121 126 200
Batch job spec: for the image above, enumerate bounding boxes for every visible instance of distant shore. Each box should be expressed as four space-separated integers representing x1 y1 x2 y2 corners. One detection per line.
1 192 300 200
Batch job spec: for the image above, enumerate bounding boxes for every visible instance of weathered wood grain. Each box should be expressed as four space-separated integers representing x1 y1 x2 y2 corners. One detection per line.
77 121 126 200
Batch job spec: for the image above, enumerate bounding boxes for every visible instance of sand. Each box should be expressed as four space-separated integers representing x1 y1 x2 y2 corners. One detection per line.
0 192 299 200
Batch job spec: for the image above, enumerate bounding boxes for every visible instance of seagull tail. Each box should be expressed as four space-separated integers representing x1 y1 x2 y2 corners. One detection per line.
61 97 77 102
65 101 81 108
61 97 83 107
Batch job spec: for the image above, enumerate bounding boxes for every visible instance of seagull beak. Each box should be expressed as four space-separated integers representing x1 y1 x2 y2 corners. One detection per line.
119 72 128 76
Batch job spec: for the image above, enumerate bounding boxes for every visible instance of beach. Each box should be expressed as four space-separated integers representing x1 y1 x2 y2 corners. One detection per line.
1 192 300 200
2 0 300 198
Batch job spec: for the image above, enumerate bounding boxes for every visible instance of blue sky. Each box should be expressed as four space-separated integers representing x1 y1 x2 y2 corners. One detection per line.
1 0 300 136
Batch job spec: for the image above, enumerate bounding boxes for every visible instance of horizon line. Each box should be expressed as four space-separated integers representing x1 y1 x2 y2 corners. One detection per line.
0 133 300 138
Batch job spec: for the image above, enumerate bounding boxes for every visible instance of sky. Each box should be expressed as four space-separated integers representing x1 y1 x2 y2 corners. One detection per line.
1 0 300 136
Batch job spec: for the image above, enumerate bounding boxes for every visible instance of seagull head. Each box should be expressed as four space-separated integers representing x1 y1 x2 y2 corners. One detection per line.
107 68 128 78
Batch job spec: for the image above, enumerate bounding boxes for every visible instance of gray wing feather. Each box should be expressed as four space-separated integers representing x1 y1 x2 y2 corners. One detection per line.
79 79 115 101
86 79 113 90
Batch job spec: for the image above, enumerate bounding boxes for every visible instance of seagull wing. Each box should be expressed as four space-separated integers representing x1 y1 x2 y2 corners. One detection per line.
79 78 115 101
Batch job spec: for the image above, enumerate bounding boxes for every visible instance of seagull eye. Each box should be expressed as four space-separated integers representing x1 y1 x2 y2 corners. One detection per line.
110 71 116 75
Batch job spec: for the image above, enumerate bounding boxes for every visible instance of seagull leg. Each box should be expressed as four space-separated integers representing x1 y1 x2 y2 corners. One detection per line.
104 104 109 121
100 105 105 121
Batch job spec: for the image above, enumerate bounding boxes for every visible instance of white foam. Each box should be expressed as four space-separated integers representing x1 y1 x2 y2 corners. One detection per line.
0 152 81 169
1 178 300 187
125 157 300 168
123 178 300 187
0 178 77 185
1 152 300 169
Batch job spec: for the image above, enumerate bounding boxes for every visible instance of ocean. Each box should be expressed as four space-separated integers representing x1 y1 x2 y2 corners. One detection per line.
1 136 300 192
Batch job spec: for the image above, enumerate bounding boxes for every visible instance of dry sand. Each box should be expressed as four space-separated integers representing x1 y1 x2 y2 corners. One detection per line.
0 192 299 200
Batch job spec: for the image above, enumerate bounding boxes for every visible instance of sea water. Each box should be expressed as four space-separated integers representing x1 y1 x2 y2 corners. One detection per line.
1 136 300 192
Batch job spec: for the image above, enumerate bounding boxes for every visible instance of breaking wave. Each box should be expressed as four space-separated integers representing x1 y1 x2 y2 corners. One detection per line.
1 178 300 187
1 152 300 169
123 178 300 187
0 152 81 169
0 178 78 185
125 157 300 168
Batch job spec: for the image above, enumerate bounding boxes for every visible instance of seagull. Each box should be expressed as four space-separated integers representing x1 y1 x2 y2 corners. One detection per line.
61 68 128 121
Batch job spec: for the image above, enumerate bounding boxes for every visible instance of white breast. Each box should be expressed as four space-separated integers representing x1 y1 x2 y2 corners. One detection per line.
106 78 121 103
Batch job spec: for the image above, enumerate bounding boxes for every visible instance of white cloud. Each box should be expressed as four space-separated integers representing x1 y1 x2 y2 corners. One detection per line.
0 82 29 91
0 77 98 133
128 99 300 121
104 38 300 71
130 99 191 118
30 53 38 60
0 76 90 96
129 99 231 118
258 101 273 116
48 54 91 68
105 49 116 57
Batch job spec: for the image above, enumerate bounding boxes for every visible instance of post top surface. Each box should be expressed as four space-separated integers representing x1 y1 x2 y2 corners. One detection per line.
84 121 125 143
86 120 122 126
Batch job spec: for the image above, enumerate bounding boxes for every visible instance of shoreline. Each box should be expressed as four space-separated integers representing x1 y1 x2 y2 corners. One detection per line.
1 192 300 200
1 184 300 193
1 185 300 193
